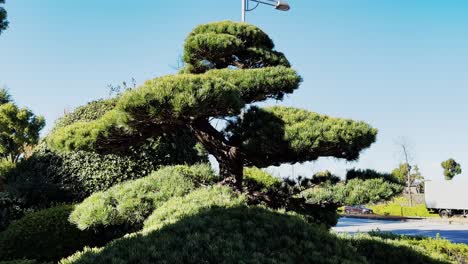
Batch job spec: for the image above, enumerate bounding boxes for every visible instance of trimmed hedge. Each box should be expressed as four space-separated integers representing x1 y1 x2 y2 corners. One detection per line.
370 197 437 217
0 205 103 262
69 164 217 230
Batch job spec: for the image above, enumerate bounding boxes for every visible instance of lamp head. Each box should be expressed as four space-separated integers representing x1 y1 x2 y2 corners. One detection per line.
275 0 290 11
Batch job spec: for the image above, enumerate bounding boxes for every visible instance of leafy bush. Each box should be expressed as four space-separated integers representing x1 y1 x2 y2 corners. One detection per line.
0 205 104 262
243 167 280 191
61 206 363 264
70 164 217 230
303 178 404 206
0 192 31 231
346 168 401 184
365 231 468 263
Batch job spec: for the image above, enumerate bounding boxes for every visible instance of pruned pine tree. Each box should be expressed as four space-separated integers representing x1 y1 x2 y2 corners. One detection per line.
48 21 377 193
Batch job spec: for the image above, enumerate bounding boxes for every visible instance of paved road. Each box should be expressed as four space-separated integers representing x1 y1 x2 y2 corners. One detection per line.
333 217 468 244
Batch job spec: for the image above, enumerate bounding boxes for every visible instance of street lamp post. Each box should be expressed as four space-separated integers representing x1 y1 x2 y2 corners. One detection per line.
241 0 290 22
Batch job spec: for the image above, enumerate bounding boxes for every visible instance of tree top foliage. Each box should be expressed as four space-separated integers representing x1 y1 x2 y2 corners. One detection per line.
441 158 462 180
0 0 8 35
48 21 377 186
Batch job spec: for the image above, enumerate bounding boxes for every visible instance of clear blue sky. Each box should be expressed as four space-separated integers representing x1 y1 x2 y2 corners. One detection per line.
1 0 467 180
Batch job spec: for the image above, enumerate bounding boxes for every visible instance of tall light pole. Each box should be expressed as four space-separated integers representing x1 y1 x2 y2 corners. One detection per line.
241 0 291 22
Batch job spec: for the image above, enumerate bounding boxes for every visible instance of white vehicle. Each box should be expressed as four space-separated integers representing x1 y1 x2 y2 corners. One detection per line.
425 180 468 217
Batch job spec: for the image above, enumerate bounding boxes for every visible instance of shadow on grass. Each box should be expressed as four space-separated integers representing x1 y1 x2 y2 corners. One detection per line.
62 206 449 264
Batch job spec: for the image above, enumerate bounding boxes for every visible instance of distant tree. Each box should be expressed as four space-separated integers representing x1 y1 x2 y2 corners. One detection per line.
392 163 423 187
0 89 45 163
441 159 462 180
0 0 8 35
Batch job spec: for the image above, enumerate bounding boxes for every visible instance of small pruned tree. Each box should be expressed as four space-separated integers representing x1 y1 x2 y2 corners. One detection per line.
441 158 462 180
0 0 8 35
48 21 377 199
0 89 45 163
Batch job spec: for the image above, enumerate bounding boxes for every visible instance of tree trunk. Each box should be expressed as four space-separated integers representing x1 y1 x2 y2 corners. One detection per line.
190 119 244 190
218 147 243 190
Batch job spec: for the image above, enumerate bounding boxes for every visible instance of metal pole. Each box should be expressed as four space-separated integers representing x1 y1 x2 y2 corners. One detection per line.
241 0 246 22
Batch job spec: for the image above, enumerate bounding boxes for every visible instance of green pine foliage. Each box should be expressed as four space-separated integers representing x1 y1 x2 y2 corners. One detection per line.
243 167 280 191
0 205 103 262
143 186 246 231
226 106 377 167
69 164 217 230
303 178 404 206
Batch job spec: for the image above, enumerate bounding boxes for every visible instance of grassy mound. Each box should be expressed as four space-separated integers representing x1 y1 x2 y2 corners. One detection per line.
0 205 102 262
69 164 216 230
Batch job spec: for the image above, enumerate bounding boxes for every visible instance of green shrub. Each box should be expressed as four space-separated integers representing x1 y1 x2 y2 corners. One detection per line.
343 233 450 264
60 186 452 264
0 192 31 231
143 186 246 231
70 164 217 230
61 206 363 264
0 205 103 262
243 167 280 191
53 99 118 131
303 178 404 206
367 232 468 263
